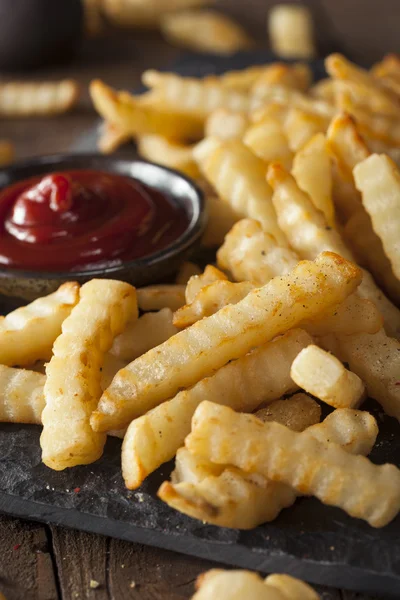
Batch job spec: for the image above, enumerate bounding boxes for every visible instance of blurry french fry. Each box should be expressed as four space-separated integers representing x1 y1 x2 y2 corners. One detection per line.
102 0 213 28
326 53 400 119
194 138 287 245
161 9 253 55
255 393 321 432
90 80 203 142
137 134 200 178
344 210 400 305
175 262 202 285
310 78 335 103
371 54 400 96
0 365 45 424
268 4 316 59
92 252 361 432
111 308 178 362
334 79 400 120
0 140 14 166
185 264 227 303
283 106 330 152
251 85 335 120
98 121 131 154
173 280 255 328
0 80 79 117
205 109 249 140
251 63 312 94
214 65 276 91
217 219 298 284
186 401 400 527
292 133 335 226
291 345 365 408
40 280 137 470
191 569 319 599
122 328 312 488
251 102 289 125
137 285 185 312
354 154 400 280
201 194 240 247
0 282 79 367
160 406 378 528
243 117 293 168
324 330 400 422
142 71 251 120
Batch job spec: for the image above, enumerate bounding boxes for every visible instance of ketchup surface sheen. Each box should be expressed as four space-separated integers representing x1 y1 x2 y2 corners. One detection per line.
0 170 189 271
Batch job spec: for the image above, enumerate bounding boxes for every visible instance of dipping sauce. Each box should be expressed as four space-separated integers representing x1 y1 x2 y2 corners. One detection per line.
0 170 189 271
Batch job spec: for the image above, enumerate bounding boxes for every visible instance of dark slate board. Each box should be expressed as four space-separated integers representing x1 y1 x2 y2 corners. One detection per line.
2 51 400 597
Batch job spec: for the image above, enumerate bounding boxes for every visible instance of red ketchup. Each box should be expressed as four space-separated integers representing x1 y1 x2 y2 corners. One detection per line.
0 170 188 271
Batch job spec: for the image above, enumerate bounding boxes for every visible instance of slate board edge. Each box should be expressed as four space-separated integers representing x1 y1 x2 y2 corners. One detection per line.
0 491 397 597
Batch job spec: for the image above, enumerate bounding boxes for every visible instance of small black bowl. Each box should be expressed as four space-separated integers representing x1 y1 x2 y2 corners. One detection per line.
0 154 206 301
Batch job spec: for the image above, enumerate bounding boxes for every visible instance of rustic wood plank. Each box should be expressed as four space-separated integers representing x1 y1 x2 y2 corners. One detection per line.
50 526 108 600
0 516 58 600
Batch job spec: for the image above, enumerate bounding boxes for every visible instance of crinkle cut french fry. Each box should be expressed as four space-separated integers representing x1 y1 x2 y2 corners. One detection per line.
371 54 400 96
185 265 227 304
0 140 14 166
283 107 330 153
92 252 361 433
354 154 400 280
137 285 186 312
186 402 400 527
201 195 240 247
111 308 178 362
334 79 400 120
90 80 203 142
40 280 137 470
0 80 79 117
160 9 253 55
291 345 365 408
255 393 321 432
323 330 400 422
243 117 293 168
268 4 316 60
292 133 335 227
121 328 311 488
98 121 131 154
173 280 255 328
326 113 370 181
251 62 312 93
159 407 378 528
0 365 45 424
205 109 249 140
142 71 251 120
137 134 200 178
217 219 298 284
102 0 212 28
251 85 335 120
310 78 335 102
194 138 287 245
0 282 80 367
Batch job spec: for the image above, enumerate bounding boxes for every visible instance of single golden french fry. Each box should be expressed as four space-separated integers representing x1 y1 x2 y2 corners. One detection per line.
283 106 330 152
268 4 316 59
324 330 400 422
213 65 278 91
327 113 370 181
354 154 400 280
92 252 361 432
291 345 365 408
102 0 213 28
186 401 400 527
217 218 298 284
0 365 45 424
122 328 312 488
0 282 80 367
40 280 137 470
90 80 203 142
175 262 202 285
142 71 251 120
292 133 335 226
255 393 321 432
334 79 400 119
201 194 240 247
0 80 79 117
185 264 227 303
205 109 249 140
111 308 178 362
137 285 186 312
251 62 312 94
98 121 131 154
0 140 14 166
161 9 253 55
137 134 200 178
194 138 287 245
173 280 255 328
243 117 293 168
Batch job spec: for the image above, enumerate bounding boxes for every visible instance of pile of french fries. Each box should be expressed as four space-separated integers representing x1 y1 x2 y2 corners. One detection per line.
1 55 400 565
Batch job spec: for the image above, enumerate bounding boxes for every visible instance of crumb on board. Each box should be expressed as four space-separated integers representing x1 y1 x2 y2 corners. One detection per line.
90 580 100 589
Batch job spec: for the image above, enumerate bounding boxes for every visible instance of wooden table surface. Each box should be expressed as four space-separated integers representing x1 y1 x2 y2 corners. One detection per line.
1 2 396 596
